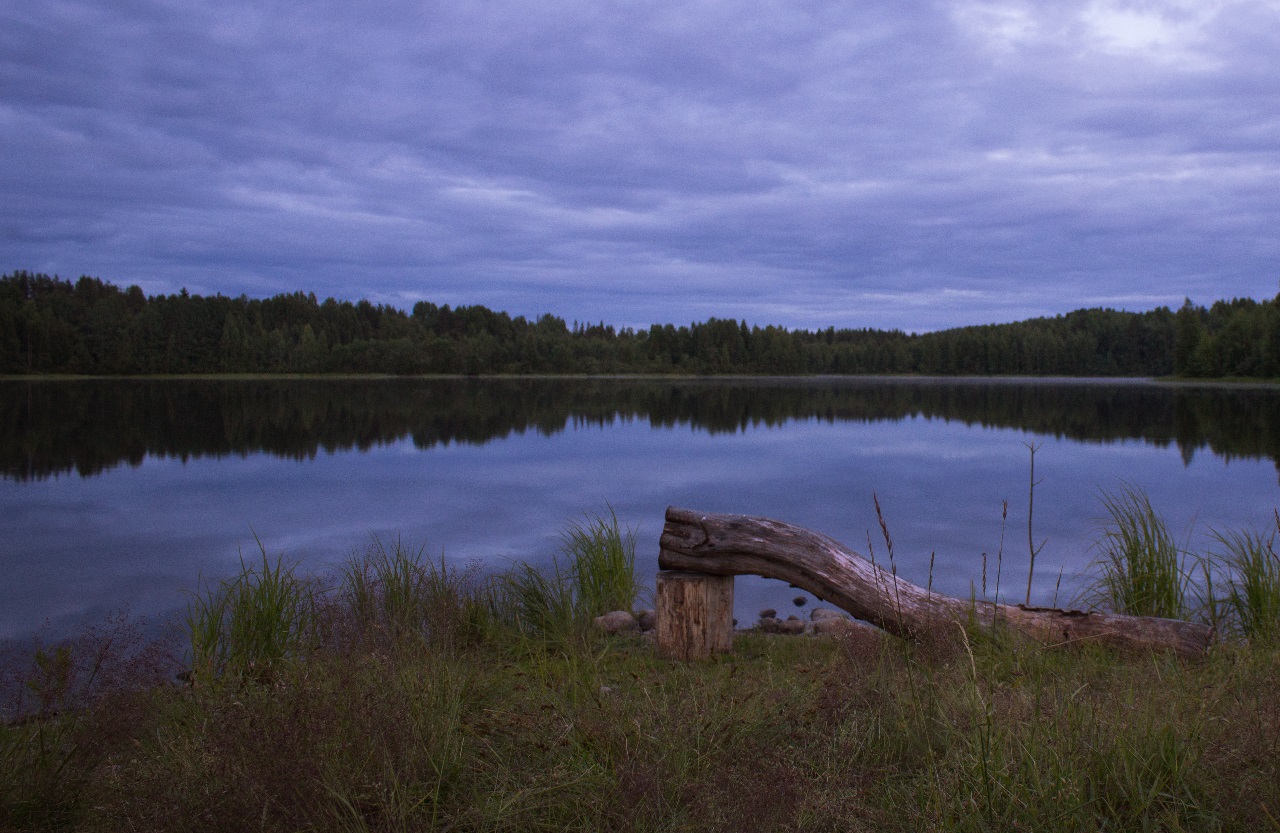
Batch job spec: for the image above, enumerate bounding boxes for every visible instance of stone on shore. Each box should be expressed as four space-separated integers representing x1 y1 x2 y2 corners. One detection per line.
812 617 857 635
594 610 639 634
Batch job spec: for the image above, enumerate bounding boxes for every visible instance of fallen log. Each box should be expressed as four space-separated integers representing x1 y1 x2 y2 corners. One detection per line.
658 507 1213 657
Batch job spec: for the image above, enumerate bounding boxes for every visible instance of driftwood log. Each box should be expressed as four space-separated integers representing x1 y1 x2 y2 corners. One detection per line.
658 507 1213 657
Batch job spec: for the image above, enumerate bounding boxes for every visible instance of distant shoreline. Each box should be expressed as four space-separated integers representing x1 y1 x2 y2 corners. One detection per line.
3 372 1279 388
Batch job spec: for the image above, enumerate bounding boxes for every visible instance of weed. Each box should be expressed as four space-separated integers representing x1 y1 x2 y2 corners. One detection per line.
1024 441 1047 606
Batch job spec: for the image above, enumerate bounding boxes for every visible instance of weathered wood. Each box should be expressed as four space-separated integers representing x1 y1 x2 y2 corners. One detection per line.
658 507 1214 657
656 570 734 660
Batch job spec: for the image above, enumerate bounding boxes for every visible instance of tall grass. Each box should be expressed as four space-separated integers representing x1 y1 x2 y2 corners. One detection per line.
1212 518 1280 642
563 507 639 618
1086 483 1190 619
186 542 317 685
340 535 493 649
1084 482 1280 640
498 509 639 651
496 560 582 649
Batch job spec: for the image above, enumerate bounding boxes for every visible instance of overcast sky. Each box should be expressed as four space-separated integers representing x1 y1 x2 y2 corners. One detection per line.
3 0 1279 332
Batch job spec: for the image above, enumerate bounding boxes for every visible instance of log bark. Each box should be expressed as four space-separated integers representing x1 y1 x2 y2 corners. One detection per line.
656 571 734 660
658 507 1213 657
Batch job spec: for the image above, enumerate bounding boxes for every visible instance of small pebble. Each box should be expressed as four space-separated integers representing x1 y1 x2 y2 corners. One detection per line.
793 596 807 607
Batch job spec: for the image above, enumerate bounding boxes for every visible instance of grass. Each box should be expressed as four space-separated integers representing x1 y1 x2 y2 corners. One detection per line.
1083 482 1280 645
563 507 640 618
339 535 494 651
186 539 318 686
1085 482 1191 620
2 500 1279 831
1212 516 1280 642
496 508 640 653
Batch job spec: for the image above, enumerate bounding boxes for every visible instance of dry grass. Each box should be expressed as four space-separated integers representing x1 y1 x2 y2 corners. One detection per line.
3 608 1279 832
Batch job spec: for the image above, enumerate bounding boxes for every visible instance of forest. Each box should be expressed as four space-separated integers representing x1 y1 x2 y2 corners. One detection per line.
0 270 1274 378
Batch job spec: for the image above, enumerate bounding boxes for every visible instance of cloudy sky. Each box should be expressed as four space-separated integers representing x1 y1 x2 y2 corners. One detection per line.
3 0 1279 332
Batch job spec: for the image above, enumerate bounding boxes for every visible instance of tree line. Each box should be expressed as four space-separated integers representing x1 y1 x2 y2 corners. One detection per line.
0 270 1274 377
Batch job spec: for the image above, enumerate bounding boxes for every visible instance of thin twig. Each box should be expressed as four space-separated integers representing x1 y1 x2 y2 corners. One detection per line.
1025 442 1047 607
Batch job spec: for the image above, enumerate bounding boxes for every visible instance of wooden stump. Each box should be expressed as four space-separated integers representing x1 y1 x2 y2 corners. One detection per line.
656 570 734 660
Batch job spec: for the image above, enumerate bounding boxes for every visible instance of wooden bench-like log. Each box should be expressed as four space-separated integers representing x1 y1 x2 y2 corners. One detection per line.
658 506 1213 657
656 570 734 660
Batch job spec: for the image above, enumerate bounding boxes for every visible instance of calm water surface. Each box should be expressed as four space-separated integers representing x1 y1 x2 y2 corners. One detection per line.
3 377 1279 643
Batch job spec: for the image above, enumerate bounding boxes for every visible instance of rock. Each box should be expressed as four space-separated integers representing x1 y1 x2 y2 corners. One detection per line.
761 614 812 636
812 617 856 636
635 609 657 631
778 618 806 635
759 608 777 619
594 610 638 634
793 596 807 607
810 607 844 622
813 616 886 638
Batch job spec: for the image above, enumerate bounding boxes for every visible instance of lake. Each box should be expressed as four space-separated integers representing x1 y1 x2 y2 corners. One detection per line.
3 376 1279 645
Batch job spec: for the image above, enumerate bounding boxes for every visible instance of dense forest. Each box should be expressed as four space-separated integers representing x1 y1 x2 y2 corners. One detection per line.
0 270 1274 377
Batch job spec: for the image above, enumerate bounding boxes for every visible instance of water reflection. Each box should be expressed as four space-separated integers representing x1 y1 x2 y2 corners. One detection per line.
2 377 1279 644
4 377 1280 481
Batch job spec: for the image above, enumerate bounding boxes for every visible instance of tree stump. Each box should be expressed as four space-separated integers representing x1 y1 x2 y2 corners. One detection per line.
656 570 734 660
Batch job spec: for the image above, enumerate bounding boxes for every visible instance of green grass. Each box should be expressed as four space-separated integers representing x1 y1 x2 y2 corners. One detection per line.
563 507 640 619
339 535 494 650
186 539 318 686
1212 518 1280 642
496 509 640 653
1085 482 1191 619
4 502 1280 831
1082 482 1280 643
9 619 1277 832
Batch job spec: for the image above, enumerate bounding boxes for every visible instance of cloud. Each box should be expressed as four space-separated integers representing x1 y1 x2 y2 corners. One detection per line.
2 0 1279 330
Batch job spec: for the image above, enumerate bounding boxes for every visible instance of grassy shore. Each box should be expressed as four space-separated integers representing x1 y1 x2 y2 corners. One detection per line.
3 506 1279 832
